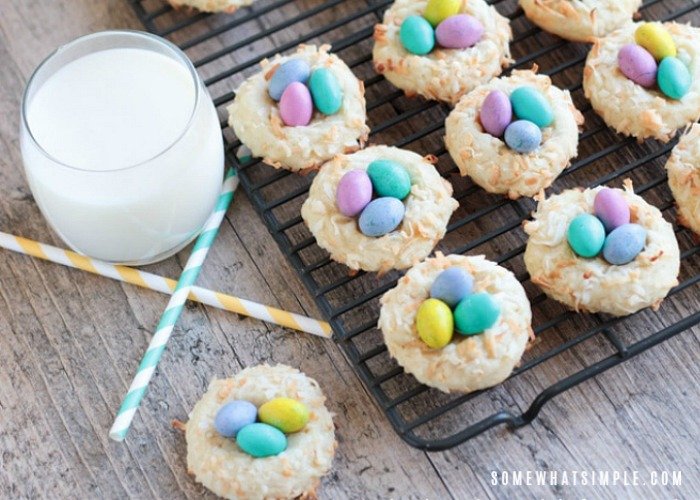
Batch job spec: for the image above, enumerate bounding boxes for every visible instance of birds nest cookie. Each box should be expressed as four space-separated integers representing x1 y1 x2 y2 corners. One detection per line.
583 22 700 142
666 123 700 235
378 253 533 393
519 0 642 43
445 69 583 199
372 0 512 103
227 44 369 172
301 145 458 273
184 364 336 500
524 182 680 316
170 0 254 13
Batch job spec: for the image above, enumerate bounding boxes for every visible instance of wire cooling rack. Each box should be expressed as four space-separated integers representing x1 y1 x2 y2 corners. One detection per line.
131 0 700 450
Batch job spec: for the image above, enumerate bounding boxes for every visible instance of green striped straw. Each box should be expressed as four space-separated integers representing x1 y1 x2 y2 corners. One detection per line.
109 168 238 442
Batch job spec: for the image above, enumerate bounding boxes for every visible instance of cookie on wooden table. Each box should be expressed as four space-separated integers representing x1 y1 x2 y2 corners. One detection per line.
666 122 700 235
372 0 512 103
184 364 336 500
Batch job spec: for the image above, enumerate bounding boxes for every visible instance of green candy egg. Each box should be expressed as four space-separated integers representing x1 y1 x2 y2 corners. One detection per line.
454 292 500 336
510 86 554 128
424 0 461 27
567 213 606 258
367 159 412 199
399 15 435 55
308 67 343 115
236 423 287 458
657 57 691 100
416 298 454 349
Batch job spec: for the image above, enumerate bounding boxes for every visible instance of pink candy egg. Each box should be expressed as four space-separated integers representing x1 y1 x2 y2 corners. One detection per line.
480 90 512 137
435 14 484 49
336 169 373 217
617 44 658 88
594 187 630 233
279 82 313 126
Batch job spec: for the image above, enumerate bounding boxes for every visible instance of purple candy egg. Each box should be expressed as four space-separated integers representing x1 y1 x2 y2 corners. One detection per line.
618 44 658 88
480 90 512 137
336 169 373 217
435 14 484 49
279 82 313 127
594 187 631 233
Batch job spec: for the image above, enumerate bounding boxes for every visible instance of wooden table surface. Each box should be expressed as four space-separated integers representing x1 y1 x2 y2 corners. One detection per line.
1 1 699 498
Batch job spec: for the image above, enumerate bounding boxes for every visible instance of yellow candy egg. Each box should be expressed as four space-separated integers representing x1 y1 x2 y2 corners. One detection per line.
635 23 677 61
424 0 462 27
258 397 310 433
416 298 454 349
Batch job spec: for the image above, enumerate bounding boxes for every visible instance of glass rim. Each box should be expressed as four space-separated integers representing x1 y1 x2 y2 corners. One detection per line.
20 29 201 174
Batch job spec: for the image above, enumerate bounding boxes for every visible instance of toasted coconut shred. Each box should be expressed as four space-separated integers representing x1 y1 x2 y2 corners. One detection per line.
583 22 700 142
666 123 700 235
378 253 533 394
186 365 336 500
519 0 642 43
170 0 254 13
372 0 512 104
228 45 369 172
524 184 680 317
445 70 584 199
301 146 458 273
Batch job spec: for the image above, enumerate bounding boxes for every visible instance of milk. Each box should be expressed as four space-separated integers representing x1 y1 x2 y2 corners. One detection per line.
22 42 224 264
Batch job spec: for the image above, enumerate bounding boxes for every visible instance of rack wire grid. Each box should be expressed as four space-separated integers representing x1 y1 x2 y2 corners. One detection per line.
130 0 700 450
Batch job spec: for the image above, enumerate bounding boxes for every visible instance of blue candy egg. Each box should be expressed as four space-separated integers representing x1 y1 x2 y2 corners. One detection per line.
657 56 692 100
430 267 474 308
509 86 554 128
268 59 311 101
358 197 405 237
236 423 288 458
399 15 435 55
504 120 542 153
214 400 257 438
602 223 647 265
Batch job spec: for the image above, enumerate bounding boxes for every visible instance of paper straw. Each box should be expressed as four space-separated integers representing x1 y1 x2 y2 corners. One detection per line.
109 168 235 441
0 232 331 338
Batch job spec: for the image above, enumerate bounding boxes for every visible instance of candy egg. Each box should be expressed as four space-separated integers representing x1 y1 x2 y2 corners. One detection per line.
236 423 287 458
366 159 412 200
399 15 435 55
416 298 454 349
454 292 500 335
480 90 512 137
635 23 676 61
308 67 343 115
268 59 311 101
510 86 554 128
504 120 542 154
617 44 658 88
657 57 692 100
430 267 474 308
424 0 461 27
258 397 310 434
336 169 373 217
279 82 313 127
602 223 647 265
214 400 257 438
594 188 630 232
567 214 606 258
358 197 405 237
435 14 484 49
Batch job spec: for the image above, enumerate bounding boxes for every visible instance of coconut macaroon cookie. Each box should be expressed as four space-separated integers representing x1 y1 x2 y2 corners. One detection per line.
524 183 680 316
378 253 532 393
372 0 512 103
228 44 369 172
583 22 700 142
445 70 584 199
519 0 642 43
170 0 254 13
666 123 700 235
301 146 458 273
185 364 336 500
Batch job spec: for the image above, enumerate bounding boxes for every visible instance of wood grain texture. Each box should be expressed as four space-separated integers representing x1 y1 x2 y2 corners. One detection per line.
0 0 698 498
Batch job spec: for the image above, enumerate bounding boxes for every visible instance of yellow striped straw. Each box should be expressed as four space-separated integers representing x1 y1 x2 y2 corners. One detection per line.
0 231 331 338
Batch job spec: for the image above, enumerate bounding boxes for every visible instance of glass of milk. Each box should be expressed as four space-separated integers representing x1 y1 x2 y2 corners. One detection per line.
20 30 224 265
